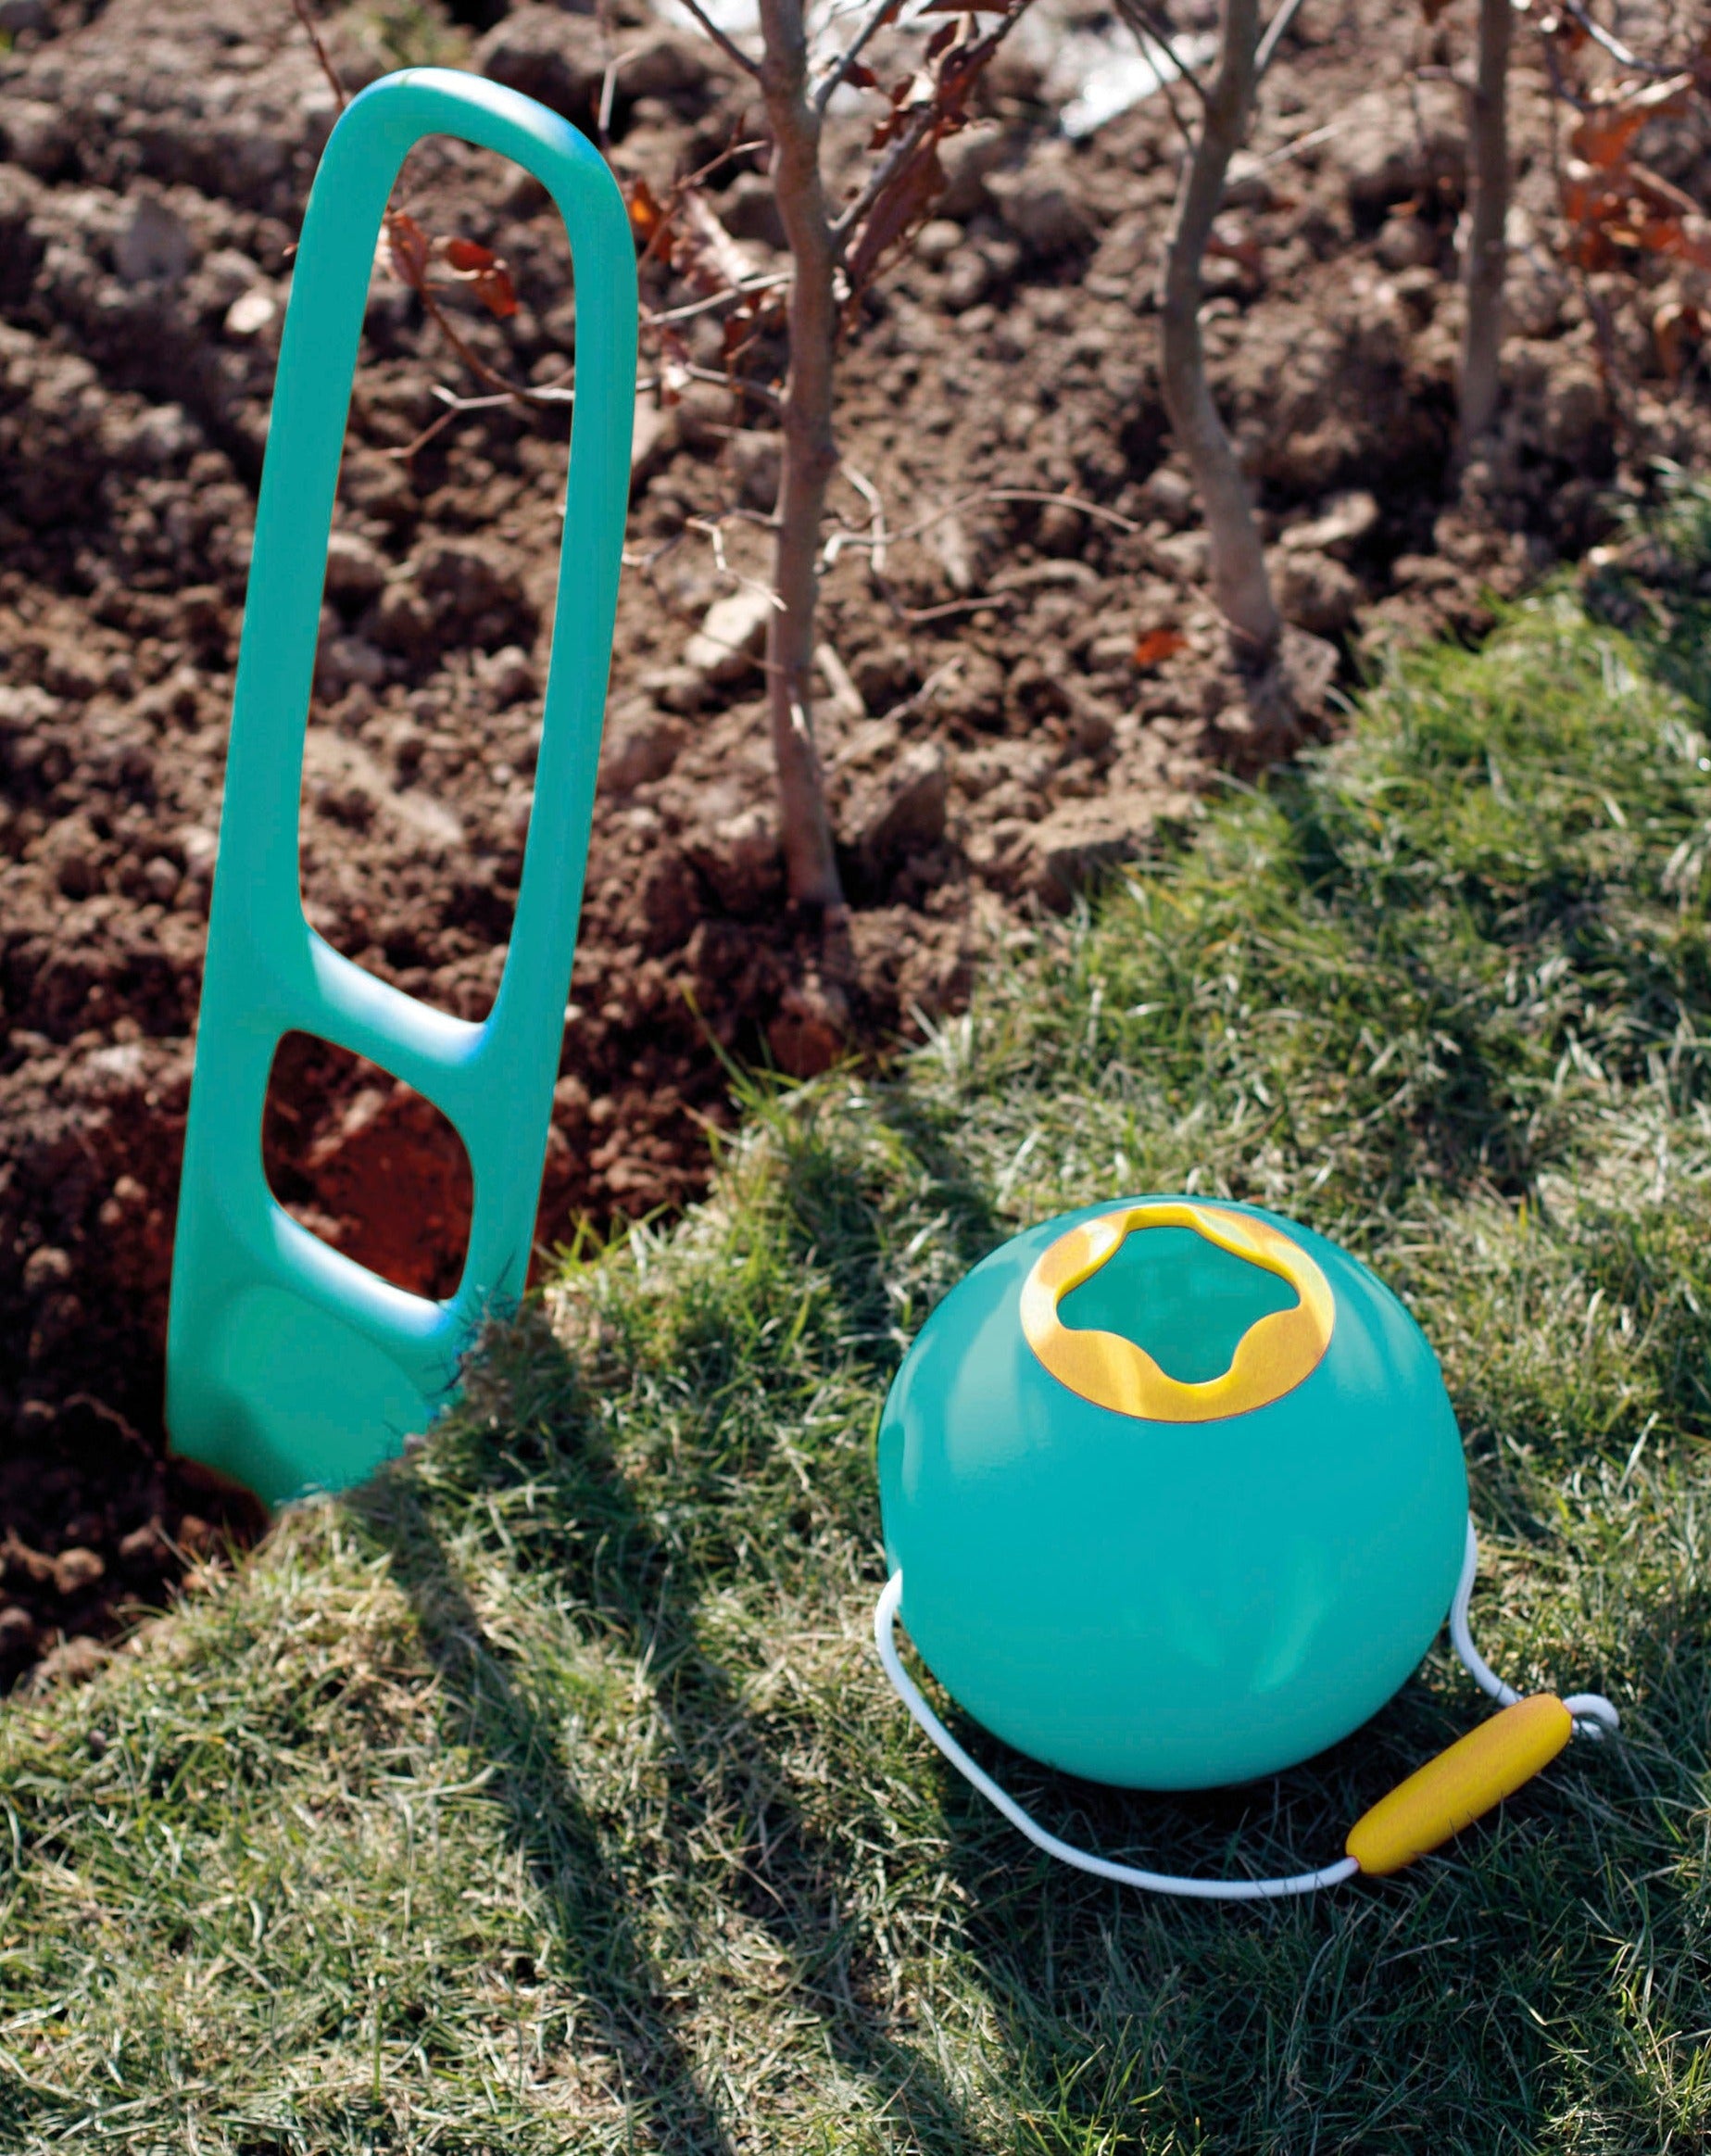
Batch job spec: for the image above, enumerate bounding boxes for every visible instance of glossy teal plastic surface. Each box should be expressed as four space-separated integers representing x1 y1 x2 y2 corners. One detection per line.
877 1198 1467 1789
165 69 636 1507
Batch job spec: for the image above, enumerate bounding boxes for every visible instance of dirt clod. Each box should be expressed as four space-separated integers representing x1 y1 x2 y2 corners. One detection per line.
51 1545 105 1597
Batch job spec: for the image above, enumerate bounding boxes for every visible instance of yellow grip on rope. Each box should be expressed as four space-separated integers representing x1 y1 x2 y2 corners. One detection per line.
1346 1695 1573 1876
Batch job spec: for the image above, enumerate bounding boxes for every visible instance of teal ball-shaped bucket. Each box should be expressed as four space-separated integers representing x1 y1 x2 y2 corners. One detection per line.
877 1197 1467 1790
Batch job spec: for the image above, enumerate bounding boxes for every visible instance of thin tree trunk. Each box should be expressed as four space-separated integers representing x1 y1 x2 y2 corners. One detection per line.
1157 0 1280 672
758 0 844 911
1456 0 1512 466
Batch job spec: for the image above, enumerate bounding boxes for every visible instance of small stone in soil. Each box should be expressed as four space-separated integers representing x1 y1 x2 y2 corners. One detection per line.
482 646 537 707
1274 549 1364 637
119 1518 171 1575
21 1246 72 1296
223 287 278 339
1282 491 1380 560
115 193 195 286
845 742 950 872
143 856 182 904
600 699 686 794
3 1533 54 1588
53 1546 106 1597
683 588 773 687
324 531 388 600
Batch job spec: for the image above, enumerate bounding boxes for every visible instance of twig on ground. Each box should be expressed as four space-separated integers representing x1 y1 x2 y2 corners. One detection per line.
1254 120 1340 170
900 591 1021 623
826 485 1141 561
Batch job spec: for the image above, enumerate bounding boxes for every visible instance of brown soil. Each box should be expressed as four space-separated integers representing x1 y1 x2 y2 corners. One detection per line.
0 0 1705 1683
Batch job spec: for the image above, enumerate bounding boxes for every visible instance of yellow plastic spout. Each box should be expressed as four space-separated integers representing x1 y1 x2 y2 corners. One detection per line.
1346 1695 1573 1876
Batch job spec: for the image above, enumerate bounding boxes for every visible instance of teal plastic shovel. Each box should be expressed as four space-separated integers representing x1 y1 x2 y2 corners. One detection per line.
165 69 636 1507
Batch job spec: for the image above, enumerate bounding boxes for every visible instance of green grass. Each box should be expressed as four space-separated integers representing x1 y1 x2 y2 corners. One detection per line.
334 0 472 73
6 512 1711 2150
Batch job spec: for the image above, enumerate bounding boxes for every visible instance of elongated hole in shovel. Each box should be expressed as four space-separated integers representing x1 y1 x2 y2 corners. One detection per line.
299 138 578 1021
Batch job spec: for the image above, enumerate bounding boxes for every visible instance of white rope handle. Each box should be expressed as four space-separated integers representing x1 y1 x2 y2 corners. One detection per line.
875 1514 1619 1898
874 1572 1358 1899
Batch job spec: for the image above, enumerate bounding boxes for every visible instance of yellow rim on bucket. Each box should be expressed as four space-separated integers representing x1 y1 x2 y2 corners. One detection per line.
1018 1201 1335 1422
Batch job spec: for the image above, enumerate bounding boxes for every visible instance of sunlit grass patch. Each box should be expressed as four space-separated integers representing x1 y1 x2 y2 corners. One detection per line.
6 556 1711 2149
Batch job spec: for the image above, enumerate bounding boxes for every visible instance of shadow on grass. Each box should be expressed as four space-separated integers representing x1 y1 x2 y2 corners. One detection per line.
351 1334 986 2154
350 1464 738 2153
864 1087 1011 1274
355 1020 1711 2150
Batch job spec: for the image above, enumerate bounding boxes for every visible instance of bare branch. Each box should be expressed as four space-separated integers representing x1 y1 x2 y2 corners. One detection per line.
1255 0 1309 80
838 461 888 572
812 0 899 117
753 0 846 908
682 359 783 410
1113 0 1211 112
645 271 790 329
830 485 1141 555
832 107 932 246
622 519 783 673
1119 5 1199 139
598 52 622 148
1157 0 1283 667
898 591 1020 623
1455 0 1512 465
677 133 771 194
674 0 763 78
410 269 570 411
1537 24 1589 113
290 0 347 108
686 515 786 608
384 385 543 465
1253 118 1340 170
1558 0 1681 77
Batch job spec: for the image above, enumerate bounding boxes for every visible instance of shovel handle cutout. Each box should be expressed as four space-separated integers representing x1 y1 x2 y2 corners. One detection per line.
166 69 636 1507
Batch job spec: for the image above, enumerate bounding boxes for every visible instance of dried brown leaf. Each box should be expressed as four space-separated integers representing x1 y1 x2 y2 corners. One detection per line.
440 237 519 318
625 177 670 250
1570 74 1692 170
845 136 947 318
386 209 432 291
